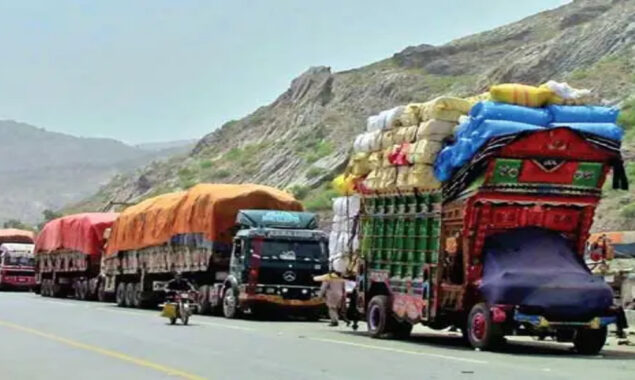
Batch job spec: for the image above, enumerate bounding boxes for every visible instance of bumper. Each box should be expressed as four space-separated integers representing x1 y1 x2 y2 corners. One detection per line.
514 311 616 329
239 293 325 307
0 276 36 288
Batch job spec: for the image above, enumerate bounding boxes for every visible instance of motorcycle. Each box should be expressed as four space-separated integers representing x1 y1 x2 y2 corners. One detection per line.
161 290 197 325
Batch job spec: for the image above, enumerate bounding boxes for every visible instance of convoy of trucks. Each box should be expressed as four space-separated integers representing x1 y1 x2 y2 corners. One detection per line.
5 82 632 356
0 229 36 290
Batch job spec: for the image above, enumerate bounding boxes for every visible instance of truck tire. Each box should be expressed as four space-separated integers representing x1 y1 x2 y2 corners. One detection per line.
574 327 607 355
125 283 136 308
97 281 107 302
466 303 503 351
52 282 63 298
367 295 391 338
41 280 49 297
78 280 88 301
222 287 240 319
116 282 127 307
198 285 211 315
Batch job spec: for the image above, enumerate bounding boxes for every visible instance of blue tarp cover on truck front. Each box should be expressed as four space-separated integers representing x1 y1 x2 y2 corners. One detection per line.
480 227 613 320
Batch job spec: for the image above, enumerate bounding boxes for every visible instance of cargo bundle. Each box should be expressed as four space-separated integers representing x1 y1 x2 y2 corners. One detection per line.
335 81 629 353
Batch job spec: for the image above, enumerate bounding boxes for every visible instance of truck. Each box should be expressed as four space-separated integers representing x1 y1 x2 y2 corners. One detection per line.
0 229 36 290
587 231 635 309
350 127 627 354
103 183 328 319
34 213 118 300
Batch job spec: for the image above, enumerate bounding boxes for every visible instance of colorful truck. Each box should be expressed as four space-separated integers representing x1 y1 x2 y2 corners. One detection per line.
352 127 627 354
587 231 635 309
103 184 328 318
34 213 118 300
0 229 36 290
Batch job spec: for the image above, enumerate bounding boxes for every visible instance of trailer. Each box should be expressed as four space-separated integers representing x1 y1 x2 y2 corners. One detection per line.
34 213 118 300
103 184 328 319
353 127 627 354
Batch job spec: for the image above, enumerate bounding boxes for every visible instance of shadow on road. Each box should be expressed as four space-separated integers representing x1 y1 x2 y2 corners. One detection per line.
336 328 635 360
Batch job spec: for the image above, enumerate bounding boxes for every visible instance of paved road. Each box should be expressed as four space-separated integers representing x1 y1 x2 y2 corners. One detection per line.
0 292 633 380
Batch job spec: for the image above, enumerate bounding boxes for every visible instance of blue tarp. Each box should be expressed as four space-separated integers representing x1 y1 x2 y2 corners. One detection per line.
479 228 613 320
434 102 624 182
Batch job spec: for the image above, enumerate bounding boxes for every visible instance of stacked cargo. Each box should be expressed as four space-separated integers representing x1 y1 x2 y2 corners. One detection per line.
328 196 360 274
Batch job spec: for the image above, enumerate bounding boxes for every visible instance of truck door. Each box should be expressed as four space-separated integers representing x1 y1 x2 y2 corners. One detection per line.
230 238 246 281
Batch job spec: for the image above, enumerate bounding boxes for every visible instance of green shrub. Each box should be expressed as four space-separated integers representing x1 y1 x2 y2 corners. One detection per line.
288 185 310 200
306 167 326 179
621 202 635 218
213 169 231 179
199 160 213 169
303 186 337 211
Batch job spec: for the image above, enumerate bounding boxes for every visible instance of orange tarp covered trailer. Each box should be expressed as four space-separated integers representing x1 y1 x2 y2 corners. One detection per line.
106 183 303 255
0 229 35 244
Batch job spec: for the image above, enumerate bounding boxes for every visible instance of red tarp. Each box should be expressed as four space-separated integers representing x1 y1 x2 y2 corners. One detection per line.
35 213 118 256
0 229 35 244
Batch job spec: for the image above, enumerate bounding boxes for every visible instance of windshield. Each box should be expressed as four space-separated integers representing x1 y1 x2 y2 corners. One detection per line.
260 239 325 261
3 255 35 267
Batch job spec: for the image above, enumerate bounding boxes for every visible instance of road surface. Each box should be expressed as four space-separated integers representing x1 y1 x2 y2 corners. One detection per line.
0 292 633 380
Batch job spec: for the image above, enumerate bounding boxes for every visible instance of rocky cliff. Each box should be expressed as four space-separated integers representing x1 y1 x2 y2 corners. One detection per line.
72 0 635 232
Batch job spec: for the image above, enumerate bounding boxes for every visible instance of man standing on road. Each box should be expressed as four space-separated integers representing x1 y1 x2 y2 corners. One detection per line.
319 275 346 327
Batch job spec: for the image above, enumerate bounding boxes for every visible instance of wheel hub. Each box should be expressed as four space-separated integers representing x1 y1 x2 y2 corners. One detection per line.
471 313 487 341
369 304 380 330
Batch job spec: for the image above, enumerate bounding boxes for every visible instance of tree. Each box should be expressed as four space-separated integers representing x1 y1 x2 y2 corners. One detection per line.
38 209 63 230
2 219 33 231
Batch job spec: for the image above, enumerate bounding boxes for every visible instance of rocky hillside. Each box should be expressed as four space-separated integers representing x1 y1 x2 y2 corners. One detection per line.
72 0 635 232
0 120 192 224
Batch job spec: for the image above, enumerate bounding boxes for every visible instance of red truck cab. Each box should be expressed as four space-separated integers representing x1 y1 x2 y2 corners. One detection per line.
0 243 36 290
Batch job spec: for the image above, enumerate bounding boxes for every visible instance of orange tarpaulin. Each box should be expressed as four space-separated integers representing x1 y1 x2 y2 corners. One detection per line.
106 183 302 255
35 213 118 256
0 229 35 244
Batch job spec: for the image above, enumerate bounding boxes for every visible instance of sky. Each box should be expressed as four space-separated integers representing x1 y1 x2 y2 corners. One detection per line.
0 0 570 144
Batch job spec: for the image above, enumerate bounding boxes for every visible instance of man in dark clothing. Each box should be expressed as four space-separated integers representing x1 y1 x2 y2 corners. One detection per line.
165 272 195 300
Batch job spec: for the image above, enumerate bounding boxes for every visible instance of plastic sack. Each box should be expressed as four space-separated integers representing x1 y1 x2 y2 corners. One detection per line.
399 103 423 127
368 152 383 170
332 174 356 195
489 83 552 108
396 166 411 189
549 123 623 142
383 106 406 129
381 130 395 149
382 148 393 167
393 125 419 144
388 143 410 166
353 130 382 152
407 140 442 165
408 164 441 189
328 231 339 254
377 167 397 190
333 196 360 217
542 81 592 105
470 101 552 126
468 119 544 156
331 254 350 275
420 97 471 123
433 146 455 182
366 114 386 132
417 119 456 141
547 105 619 124
349 153 371 176
363 170 380 190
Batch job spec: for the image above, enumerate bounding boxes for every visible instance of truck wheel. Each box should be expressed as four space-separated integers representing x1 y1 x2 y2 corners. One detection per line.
367 295 391 338
116 282 127 307
52 282 63 298
222 288 240 319
78 280 88 301
41 280 49 297
467 303 503 351
97 281 107 302
125 283 136 308
198 285 211 315
574 327 607 355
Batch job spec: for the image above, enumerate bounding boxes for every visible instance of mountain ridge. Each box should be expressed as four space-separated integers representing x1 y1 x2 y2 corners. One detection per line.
71 0 635 232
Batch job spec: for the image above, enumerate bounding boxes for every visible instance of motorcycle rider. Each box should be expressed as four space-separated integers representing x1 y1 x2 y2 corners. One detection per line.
164 271 195 300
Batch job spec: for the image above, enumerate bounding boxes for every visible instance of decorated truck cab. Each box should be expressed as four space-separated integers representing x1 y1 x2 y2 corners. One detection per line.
357 127 627 354
222 210 328 318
